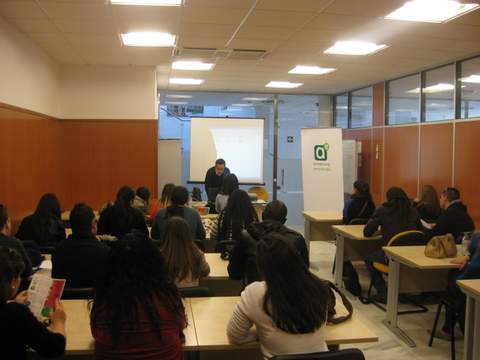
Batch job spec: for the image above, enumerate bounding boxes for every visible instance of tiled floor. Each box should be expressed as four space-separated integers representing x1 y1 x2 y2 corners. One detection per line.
309 240 461 360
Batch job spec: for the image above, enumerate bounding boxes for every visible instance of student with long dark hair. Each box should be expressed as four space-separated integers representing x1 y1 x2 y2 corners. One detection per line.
97 186 148 239
342 180 375 224
151 183 175 219
16 193 66 246
215 174 239 213
132 186 151 218
215 189 258 242
151 186 206 241
0 247 66 359
227 233 330 358
161 217 210 288
364 187 422 302
90 232 186 359
414 185 441 223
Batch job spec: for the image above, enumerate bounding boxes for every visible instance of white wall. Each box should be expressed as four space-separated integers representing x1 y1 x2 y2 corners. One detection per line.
60 65 157 119
0 17 60 117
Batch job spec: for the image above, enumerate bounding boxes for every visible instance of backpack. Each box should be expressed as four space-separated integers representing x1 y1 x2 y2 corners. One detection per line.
342 260 362 297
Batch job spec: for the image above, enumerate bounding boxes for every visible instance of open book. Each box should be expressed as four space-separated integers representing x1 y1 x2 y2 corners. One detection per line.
28 274 65 320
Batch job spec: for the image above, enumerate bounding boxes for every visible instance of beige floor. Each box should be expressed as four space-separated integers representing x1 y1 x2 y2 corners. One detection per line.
309 240 461 360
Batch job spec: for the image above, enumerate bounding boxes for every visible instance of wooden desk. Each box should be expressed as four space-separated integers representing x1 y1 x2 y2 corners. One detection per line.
200 254 242 296
303 211 343 245
458 279 480 360
384 245 462 347
63 299 197 354
204 253 229 279
189 296 378 350
332 225 382 287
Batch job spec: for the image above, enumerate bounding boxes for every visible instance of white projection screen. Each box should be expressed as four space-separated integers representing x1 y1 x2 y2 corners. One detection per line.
189 117 264 184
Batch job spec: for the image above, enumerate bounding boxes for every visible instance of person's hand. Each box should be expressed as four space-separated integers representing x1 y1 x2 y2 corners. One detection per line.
450 256 469 270
50 299 66 325
14 290 29 305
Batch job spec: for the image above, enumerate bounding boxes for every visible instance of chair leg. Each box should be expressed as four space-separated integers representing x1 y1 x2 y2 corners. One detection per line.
450 305 456 360
332 258 336 275
429 302 443 347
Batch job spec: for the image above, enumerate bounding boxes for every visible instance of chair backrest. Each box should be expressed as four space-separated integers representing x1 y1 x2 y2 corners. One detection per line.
348 218 369 225
62 287 93 300
214 240 236 253
192 187 203 202
271 348 365 360
248 186 269 202
194 239 205 252
387 230 426 247
178 286 212 298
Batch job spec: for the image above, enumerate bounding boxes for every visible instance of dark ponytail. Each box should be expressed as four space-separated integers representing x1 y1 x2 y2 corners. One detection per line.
165 186 189 219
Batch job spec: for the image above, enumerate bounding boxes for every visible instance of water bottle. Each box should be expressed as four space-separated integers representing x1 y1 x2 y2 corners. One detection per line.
461 232 472 256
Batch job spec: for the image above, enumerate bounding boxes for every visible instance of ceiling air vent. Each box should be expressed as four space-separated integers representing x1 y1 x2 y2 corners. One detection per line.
173 47 217 59
229 49 269 60
174 47 269 61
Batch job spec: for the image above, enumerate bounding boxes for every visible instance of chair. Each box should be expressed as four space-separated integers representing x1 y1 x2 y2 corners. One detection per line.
39 245 55 255
215 240 235 255
247 186 269 202
366 230 428 313
191 187 203 202
62 287 93 300
178 286 212 298
428 295 456 360
271 348 365 360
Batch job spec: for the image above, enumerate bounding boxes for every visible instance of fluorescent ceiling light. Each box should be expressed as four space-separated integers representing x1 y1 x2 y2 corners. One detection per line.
324 41 388 55
266 81 303 89
172 60 214 71
230 104 253 107
166 101 188 105
407 83 455 93
121 32 175 47
166 94 192 99
288 65 336 75
385 0 479 23
169 78 204 85
242 97 269 101
460 75 480 84
111 0 182 5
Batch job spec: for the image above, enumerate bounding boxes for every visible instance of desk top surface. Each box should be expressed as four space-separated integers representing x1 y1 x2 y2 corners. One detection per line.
303 211 343 222
204 253 229 279
384 245 463 270
332 225 382 241
189 296 378 349
457 279 480 299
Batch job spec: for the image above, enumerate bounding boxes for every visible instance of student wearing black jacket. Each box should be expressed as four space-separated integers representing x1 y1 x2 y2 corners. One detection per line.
16 193 66 247
204 158 231 195
343 180 375 225
228 200 309 284
0 247 66 360
97 186 148 239
53 203 109 288
413 185 442 223
0 205 32 281
425 187 475 242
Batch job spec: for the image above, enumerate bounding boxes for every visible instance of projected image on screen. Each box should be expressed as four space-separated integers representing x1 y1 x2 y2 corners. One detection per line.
189 117 264 184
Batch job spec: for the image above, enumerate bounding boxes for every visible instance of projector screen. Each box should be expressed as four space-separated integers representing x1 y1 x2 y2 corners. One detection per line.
189 117 264 184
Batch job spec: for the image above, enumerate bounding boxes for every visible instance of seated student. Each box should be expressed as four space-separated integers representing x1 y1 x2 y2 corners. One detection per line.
151 186 206 241
97 186 148 239
132 186 151 219
228 200 309 284
342 180 375 225
90 232 186 359
16 193 66 247
52 203 109 288
227 233 330 359
214 189 258 242
0 247 66 359
161 217 210 288
151 183 175 220
0 204 32 281
425 187 475 242
433 233 480 340
364 187 422 302
215 174 239 213
413 184 442 224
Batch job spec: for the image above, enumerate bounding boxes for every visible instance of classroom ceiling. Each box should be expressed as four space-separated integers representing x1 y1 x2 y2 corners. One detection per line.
1 0 480 94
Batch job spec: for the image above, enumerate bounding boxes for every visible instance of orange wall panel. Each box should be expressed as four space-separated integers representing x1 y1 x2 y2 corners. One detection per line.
373 83 385 127
384 126 419 199
454 121 480 227
371 127 384 205
419 123 453 195
343 128 372 187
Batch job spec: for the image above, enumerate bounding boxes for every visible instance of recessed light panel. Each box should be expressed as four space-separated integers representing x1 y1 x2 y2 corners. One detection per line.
288 65 336 75
172 61 214 71
121 32 175 47
324 41 388 55
111 0 182 6
166 94 193 99
169 78 204 85
266 81 303 89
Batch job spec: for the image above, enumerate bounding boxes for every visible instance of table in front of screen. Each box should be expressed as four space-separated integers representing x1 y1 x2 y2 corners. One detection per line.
331 225 382 288
383 245 462 347
303 211 343 246
457 279 480 360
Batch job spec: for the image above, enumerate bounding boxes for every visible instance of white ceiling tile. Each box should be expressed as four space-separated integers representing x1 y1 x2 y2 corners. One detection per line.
178 35 228 48
184 0 256 9
5 18 58 33
180 23 236 38
0 1 45 19
235 25 296 40
26 32 85 64
38 1 111 19
244 9 316 28
127 47 174 66
324 0 405 17
256 0 332 12
182 6 246 25
54 19 116 34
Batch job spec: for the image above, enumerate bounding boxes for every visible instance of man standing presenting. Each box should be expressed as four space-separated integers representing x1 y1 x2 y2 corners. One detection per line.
204 159 230 198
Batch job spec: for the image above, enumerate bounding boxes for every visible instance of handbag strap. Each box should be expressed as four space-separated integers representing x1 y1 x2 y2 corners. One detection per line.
327 280 354 324
357 200 369 219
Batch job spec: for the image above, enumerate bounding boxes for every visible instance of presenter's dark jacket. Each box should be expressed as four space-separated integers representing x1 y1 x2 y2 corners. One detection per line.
204 166 231 192
16 214 66 246
97 205 148 239
342 195 375 225
0 234 32 279
52 233 109 288
425 200 475 242
364 205 422 244
228 220 309 284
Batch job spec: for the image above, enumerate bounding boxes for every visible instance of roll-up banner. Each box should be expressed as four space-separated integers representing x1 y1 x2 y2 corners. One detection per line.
301 128 344 213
